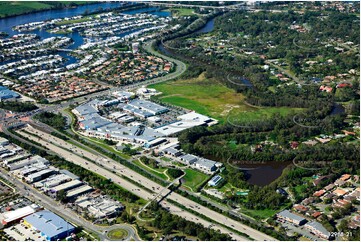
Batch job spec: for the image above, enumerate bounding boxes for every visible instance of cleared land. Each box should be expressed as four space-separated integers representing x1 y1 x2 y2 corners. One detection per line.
150 73 302 123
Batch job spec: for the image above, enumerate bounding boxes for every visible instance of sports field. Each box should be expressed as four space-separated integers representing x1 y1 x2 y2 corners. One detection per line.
149 73 302 123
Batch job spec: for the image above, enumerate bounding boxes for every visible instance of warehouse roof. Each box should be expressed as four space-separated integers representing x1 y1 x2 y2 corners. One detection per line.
1 204 39 224
51 179 83 193
23 210 75 239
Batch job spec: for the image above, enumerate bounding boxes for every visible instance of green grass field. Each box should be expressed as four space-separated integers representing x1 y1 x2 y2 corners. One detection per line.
167 8 195 16
55 16 90 25
0 2 50 17
240 207 279 219
182 168 209 191
150 73 302 123
0 1 92 18
133 159 169 181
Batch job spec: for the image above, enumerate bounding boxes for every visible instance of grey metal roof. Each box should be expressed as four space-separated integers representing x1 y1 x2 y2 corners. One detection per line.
123 104 153 118
128 99 168 114
278 210 307 223
180 154 198 163
196 158 216 169
306 221 329 236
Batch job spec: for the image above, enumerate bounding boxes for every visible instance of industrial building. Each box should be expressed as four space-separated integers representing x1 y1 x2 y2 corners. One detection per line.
6 155 49 171
127 99 168 115
179 154 198 165
24 168 56 183
144 138 167 148
195 158 218 173
72 99 99 118
66 185 93 200
155 112 217 136
208 175 223 187
33 174 72 189
0 137 9 146
1 204 40 226
75 194 124 219
23 210 75 241
50 179 83 194
0 86 20 100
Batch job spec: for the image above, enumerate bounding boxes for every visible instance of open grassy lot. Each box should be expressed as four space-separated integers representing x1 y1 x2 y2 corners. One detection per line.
240 207 279 220
0 1 92 18
167 8 196 16
0 1 50 17
133 159 169 181
182 168 209 191
55 16 90 25
150 73 302 123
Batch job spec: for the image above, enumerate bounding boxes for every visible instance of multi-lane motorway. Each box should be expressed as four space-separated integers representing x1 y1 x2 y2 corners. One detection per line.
16 123 276 241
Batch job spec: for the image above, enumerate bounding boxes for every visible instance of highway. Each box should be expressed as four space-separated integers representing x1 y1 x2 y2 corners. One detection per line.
0 168 139 241
17 125 251 241
18 124 276 241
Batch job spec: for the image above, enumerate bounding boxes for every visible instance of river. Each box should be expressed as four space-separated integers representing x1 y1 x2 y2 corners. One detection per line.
0 3 170 66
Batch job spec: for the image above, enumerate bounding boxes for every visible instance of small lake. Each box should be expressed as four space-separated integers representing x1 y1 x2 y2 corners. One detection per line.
241 161 290 186
330 103 345 115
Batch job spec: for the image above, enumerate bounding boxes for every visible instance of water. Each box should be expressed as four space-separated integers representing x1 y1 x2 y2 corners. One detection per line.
243 162 290 186
0 2 126 35
330 103 345 115
195 18 215 34
0 4 170 67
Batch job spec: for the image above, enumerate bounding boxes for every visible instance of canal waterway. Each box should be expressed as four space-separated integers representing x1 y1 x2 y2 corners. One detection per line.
0 3 170 66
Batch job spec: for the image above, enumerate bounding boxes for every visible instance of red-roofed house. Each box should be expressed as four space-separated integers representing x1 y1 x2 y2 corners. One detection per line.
340 174 352 181
336 83 352 88
319 85 333 93
314 190 326 197
294 204 309 213
312 211 322 218
333 188 348 197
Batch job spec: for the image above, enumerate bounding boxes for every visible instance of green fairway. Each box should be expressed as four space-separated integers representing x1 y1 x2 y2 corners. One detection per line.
182 168 209 191
150 73 302 123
